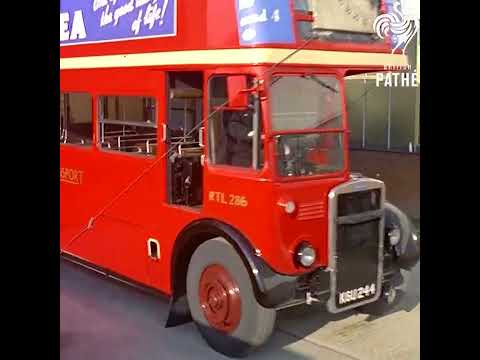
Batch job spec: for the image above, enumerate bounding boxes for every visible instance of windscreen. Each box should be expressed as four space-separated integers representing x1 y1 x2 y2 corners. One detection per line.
270 75 345 177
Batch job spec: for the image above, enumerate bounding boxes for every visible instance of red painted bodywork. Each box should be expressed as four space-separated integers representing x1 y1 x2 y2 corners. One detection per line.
60 0 392 59
60 0 391 296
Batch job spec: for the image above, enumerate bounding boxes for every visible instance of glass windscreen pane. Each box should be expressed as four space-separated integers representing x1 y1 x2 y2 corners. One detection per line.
276 133 344 177
270 76 343 131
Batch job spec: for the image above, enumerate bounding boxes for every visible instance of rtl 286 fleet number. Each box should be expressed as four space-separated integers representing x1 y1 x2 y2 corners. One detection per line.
208 191 248 208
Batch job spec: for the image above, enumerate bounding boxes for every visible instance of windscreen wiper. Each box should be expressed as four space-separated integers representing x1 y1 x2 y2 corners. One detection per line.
315 114 342 129
306 75 339 93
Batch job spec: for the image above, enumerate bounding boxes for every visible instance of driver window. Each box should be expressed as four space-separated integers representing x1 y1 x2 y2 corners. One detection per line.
208 75 262 168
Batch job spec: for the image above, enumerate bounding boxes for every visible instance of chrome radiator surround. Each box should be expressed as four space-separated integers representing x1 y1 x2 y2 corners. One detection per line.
326 177 386 313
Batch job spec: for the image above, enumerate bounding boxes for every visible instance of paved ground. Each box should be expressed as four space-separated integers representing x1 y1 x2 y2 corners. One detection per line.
60 258 419 360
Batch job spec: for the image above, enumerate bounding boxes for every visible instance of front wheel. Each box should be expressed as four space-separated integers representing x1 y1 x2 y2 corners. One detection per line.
186 237 276 358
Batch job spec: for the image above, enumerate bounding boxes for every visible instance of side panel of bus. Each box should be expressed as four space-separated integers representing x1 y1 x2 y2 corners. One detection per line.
61 68 174 289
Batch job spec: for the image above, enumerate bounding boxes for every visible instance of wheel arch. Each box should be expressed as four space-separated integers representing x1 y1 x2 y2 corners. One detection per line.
165 218 298 327
384 201 420 270
170 219 262 302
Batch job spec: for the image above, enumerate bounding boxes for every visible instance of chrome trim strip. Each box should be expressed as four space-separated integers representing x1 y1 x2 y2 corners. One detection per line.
326 178 386 313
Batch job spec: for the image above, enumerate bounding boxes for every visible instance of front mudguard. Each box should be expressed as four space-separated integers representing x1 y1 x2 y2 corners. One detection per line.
396 230 420 270
165 219 300 328
384 202 420 270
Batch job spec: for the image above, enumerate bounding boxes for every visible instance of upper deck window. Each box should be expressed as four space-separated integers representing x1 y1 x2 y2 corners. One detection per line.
60 92 93 146
294 0 382 43
98 96 157 156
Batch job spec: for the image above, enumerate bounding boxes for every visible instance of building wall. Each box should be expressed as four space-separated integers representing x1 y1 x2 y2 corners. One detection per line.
346 31 420 220
345 32 420 151
350 150 420 221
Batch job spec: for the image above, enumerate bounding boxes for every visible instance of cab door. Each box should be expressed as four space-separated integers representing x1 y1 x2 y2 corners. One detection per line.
203 73 274 251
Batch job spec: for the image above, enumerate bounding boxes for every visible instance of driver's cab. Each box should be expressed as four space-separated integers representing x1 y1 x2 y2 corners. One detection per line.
207 70 347 182
203 69 349 271
166 69 349 216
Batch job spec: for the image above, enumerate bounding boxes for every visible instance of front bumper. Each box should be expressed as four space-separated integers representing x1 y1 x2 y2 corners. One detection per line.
254 258 402 311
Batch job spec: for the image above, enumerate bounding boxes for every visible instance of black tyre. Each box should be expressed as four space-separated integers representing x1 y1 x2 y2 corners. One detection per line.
385 202 420 270
186 237 276 358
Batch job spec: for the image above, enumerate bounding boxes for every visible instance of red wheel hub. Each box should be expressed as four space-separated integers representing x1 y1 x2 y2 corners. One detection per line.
199 264 241 333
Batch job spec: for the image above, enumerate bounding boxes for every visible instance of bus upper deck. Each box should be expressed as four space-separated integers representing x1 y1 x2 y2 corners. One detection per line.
60 0 408 71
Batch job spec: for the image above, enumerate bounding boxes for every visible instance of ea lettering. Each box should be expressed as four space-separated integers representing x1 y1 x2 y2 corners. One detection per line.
60 10 87 41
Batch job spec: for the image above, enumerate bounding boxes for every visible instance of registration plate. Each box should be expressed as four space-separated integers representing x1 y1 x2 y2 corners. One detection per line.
338 283 376 305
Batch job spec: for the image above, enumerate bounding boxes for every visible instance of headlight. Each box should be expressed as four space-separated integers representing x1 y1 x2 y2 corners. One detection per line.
388 227 401 246
296 243 316 267
284 201 296 214
278 200 296 215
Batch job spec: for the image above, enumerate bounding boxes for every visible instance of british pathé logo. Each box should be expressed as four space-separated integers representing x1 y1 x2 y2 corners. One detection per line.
60 168 84 185
374 1 419 55
376 65 418 87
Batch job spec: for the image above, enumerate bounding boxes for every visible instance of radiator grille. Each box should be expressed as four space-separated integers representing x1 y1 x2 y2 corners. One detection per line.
337 189 381 217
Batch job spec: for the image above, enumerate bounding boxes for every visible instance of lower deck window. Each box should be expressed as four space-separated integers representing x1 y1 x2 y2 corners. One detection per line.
99 96 157 155
60 92 92 145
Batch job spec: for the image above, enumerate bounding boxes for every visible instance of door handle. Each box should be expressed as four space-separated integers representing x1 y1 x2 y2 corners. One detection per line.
199 127 205 147
161 124 167 142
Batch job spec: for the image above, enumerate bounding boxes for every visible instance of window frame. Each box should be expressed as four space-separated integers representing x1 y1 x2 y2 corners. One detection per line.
60 91 94 148
206 74 265 171
267 71 350 181
268 71 349 136
96 94 159 158
292 0 386 44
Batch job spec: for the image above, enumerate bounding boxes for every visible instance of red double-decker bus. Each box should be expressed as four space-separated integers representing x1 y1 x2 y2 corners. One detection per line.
60 0 420 357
